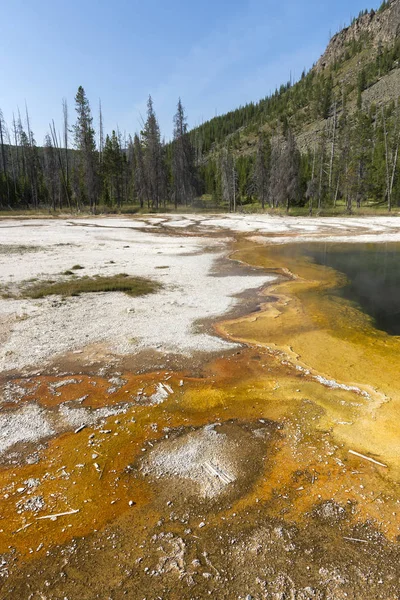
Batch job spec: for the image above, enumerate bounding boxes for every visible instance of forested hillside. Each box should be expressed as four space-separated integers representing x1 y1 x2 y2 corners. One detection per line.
1 0 400 213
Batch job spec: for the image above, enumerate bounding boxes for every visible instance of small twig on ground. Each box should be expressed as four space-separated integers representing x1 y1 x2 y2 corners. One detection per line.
348 450 388 468
36 509 79 521
344 536 370 544
370 493 384 504
13 522 34 534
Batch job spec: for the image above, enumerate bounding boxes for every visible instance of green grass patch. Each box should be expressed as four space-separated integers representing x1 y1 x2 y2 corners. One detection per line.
0 245 41 255
18 274 160 299
72 264 84 270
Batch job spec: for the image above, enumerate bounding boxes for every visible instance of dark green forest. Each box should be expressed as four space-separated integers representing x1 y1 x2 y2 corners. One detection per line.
0 0 399 214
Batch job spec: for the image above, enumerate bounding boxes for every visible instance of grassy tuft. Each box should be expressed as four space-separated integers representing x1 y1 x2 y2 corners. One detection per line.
19 274 161 299
0 245 41 255
72 264 84 270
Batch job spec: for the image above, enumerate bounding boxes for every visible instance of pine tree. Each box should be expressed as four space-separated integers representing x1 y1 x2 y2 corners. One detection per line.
172 98 197 208
132 133 147 208
141 96 165 209
73 86 97 210
103 130 124 208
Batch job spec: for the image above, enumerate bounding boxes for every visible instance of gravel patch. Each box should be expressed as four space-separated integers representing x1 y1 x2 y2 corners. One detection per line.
58 403 130 429
0 400 132 457
0 404 54 455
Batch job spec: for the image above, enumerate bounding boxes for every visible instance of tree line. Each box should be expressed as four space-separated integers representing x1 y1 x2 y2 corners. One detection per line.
0 88 199 212
0 45 400 214
0 86 302 213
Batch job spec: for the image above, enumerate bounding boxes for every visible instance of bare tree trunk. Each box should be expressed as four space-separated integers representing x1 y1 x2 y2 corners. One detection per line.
99 100 104 165
6 129 17 200
389 138 399 204
318 150 323 210
50 120 71 209
25 104 38 209
12 114 20 186
232 166 236 213
382 107 392 212
62 99 70 207
334 175 340 208
0 110 10 205
328 102 337 200
309 145 316 216
356 161 362 208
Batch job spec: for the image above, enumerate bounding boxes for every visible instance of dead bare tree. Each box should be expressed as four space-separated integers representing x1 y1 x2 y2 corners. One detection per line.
62 99 70 198
220 147 237 212
49 119 71 209
253 132 271 209
382 105 400 212
99 99 104 165
328 101 337 201
306 145 317 216
0 109 10 205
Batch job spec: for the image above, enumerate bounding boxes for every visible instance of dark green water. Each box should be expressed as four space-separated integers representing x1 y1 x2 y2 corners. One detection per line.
279 243 400 336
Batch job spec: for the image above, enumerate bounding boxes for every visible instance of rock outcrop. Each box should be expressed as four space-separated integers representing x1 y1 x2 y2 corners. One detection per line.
316 0 400 71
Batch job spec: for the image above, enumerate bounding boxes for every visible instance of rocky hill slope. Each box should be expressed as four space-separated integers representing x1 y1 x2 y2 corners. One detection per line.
192 0 400 159
317 0 400 71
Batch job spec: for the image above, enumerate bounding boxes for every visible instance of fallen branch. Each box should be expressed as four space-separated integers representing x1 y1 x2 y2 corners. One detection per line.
348 450 388 468
36 509 79 521
13 522 33 534
204 462 235 485
344 536 370 544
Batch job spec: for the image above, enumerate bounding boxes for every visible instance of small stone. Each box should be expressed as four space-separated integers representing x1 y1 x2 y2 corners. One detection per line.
192 559 201 567
199 522 206 528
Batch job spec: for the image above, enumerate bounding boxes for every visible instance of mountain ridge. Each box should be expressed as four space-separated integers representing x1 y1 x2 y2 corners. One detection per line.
191 0 400 160
317 0 400 72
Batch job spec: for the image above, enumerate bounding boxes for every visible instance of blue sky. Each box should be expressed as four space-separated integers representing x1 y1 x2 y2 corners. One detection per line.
0 0 378 145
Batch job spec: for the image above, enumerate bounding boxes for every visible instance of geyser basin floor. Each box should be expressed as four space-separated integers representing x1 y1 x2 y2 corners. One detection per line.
0 216 400 599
